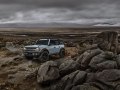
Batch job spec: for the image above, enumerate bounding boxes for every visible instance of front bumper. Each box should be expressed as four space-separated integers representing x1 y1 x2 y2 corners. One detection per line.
24 52 40 58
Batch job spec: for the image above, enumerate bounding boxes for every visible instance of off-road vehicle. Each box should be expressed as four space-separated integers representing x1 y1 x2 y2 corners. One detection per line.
23 39 65 62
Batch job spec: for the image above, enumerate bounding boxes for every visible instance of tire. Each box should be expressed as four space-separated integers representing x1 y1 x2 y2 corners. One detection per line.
25 56 33 60
38 51 49 62
59 49 65 58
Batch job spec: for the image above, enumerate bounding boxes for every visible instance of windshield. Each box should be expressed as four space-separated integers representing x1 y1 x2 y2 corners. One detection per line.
36 40 49 45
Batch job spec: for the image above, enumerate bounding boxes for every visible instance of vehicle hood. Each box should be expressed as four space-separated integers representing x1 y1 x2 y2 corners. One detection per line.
25 45 48 48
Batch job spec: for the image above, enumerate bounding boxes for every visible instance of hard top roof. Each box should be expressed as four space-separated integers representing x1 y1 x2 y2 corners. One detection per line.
39 38 61 40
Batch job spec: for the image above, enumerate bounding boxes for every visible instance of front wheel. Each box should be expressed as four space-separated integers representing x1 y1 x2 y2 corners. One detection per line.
38 51 49 62
59 49 65 58
25 56 33 60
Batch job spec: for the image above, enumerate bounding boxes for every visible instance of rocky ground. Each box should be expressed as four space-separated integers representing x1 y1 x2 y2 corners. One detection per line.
0 56 38 90
0 31 120 90
0 47 78 90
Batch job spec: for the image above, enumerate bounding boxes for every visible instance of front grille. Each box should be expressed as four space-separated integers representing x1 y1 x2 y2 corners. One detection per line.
25 49 35 52
25 47 37 52
26 47 37 49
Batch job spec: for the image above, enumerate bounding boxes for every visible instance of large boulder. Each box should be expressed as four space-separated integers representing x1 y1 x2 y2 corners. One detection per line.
59 60 80 76
37 61 60 84
86 73 96 83
96 31 118 53
95 61 117 71
89 52 115 65
116 54 120 68
89 52 117 71
78 44 98 55
91 69 120 90
71 84 100 90
96 69 120 82
77 49 102 68
85 69 120 90
116 85 120 90
90 82 113 90
59 70 87 90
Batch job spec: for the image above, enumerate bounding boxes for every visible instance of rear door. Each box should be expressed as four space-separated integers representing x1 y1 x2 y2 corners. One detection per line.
54 40 61 53
48 40 60 54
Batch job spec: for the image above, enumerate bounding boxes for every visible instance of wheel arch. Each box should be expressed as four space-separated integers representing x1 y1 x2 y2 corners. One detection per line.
59 48 65 54
41 48 49 53
60 48 65 51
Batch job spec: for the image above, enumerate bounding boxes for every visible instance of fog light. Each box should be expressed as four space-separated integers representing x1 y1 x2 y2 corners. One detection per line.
32 53 35 55
23 47 26 50
35 48 39 51
32 53 38 56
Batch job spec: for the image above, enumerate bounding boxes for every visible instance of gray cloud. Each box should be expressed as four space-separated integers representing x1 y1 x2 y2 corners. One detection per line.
0 0 119 8
0 0 120 26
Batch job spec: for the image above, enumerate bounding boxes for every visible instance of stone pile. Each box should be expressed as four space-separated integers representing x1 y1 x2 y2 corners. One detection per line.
36 31 120 90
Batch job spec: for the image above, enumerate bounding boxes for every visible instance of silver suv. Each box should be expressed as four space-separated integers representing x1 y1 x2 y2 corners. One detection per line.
23 39 65 61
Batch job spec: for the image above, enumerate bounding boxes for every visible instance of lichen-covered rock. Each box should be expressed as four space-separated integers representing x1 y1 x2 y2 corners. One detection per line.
90 60 118 71
86 73 96 83
77 49 102 68
96 31 118 53
89 52 115 65
96 69 120 82
36 31 120 90
90 82 113 90
71 84 100 90
89 52 117 71
116 54 120 68
59 70 87 90
96 61 117 71
37 61 60 84
115 85 120 90
59 60 80 76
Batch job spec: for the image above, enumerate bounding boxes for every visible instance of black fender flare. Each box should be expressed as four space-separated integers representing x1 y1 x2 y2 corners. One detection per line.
59 48 65 53
40 48 49 54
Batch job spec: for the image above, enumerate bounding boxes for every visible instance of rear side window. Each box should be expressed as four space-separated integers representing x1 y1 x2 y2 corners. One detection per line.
59 40 64 45
50 40 59 45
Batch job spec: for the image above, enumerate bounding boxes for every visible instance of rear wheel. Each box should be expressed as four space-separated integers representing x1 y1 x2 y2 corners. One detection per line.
59 49 65 58
38 51 49 62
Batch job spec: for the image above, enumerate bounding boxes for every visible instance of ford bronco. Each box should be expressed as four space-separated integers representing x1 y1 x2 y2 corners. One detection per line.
23 39 65 62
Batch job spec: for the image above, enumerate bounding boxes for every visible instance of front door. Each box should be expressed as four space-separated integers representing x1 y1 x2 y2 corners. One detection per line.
48 40 60 54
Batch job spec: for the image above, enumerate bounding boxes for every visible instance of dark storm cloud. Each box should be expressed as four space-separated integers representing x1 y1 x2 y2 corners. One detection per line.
0 0 118 8
0 0 120 15
0 0 120 14
0 0 120 26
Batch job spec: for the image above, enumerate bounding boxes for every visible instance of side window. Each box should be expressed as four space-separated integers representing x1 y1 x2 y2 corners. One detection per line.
50 40 56 45
55 40 60 45
59 40 64 45
50 40 59 45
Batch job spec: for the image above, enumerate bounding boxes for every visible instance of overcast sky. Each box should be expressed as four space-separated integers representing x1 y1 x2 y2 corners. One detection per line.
0 0 120 27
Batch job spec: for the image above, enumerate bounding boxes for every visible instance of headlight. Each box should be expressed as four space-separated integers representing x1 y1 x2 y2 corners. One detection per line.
35 48 39 51
23 47 26 50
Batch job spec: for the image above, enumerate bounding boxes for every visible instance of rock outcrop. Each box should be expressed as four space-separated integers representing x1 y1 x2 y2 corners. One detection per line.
36 31 120 90
96 31 118 53
37 61 60 85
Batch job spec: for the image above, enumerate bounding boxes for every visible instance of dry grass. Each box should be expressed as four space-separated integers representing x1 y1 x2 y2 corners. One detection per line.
0 48 20 57
5 51 20 57
65 47 79 57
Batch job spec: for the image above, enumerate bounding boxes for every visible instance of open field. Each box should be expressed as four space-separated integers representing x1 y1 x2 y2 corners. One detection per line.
0 27 120 42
